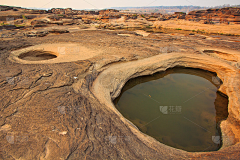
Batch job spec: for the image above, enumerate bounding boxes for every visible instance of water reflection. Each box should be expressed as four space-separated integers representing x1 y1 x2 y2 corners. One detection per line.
114 68 228 152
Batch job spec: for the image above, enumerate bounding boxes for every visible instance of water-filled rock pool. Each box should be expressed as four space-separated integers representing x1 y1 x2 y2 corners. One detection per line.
114 68 228 152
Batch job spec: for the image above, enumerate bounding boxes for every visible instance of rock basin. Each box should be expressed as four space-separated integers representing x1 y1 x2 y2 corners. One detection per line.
114 67 229 152
93 50 240 158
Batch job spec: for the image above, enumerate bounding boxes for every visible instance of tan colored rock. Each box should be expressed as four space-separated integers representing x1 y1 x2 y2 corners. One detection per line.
186 7 240 24
93 49 240 159
1 22 240 159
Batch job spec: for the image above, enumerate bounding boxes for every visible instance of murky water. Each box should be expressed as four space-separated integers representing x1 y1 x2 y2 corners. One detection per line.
113 68 228 152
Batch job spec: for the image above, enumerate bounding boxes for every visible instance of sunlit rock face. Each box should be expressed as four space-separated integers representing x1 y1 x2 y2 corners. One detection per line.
186 8 240 24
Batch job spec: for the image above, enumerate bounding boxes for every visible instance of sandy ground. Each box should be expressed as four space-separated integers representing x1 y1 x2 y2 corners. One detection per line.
154 19 240 35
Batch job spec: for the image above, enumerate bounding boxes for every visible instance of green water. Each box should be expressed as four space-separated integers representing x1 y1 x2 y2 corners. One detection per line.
113 68 228 152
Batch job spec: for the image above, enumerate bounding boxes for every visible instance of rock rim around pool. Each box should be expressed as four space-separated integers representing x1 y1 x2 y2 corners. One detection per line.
92 50 240 157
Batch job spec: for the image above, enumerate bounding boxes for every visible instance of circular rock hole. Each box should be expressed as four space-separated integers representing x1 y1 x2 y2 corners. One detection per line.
18 50 57 61
114 68 229 152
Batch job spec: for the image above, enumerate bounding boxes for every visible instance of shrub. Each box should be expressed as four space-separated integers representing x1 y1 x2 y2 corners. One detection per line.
15 24 25 27
22 15 27 19
0 22 10 26
146 25 151 28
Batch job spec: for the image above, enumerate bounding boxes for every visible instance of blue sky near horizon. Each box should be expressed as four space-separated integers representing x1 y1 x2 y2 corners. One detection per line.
1 0 240 10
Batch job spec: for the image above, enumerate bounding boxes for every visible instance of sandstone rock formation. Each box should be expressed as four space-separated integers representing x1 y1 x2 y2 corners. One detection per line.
1 4 240 159
0 26 240 159
1 4 239 36
186 7 240 24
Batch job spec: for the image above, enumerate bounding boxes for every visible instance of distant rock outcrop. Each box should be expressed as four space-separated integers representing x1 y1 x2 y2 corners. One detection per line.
186 7 240 24
50 8 99 15
98 9 119 15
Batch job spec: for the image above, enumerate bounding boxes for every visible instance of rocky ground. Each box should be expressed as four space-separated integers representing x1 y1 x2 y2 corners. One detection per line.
0 24 240 159
0 5 240 160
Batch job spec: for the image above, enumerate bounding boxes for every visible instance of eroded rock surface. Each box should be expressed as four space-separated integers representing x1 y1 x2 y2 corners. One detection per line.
0 29 240 159
186 7 240 24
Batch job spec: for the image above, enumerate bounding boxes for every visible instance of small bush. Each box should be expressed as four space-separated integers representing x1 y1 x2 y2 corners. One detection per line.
146 25 151 28
22 15 27 19
225 34 234 36
0 22 10 26
15 24 25 27
95 25 100 28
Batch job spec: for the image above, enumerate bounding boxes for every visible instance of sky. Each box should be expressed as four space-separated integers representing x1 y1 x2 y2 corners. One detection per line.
1 0 240 10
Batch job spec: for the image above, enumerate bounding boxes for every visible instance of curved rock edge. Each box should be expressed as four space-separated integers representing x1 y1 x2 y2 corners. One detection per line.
91 52 240 156
8 43 102 64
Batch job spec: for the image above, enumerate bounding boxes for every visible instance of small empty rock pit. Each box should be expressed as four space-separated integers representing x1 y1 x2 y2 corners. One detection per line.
18 50 57 61
203 50 238 62
9 43 103 64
